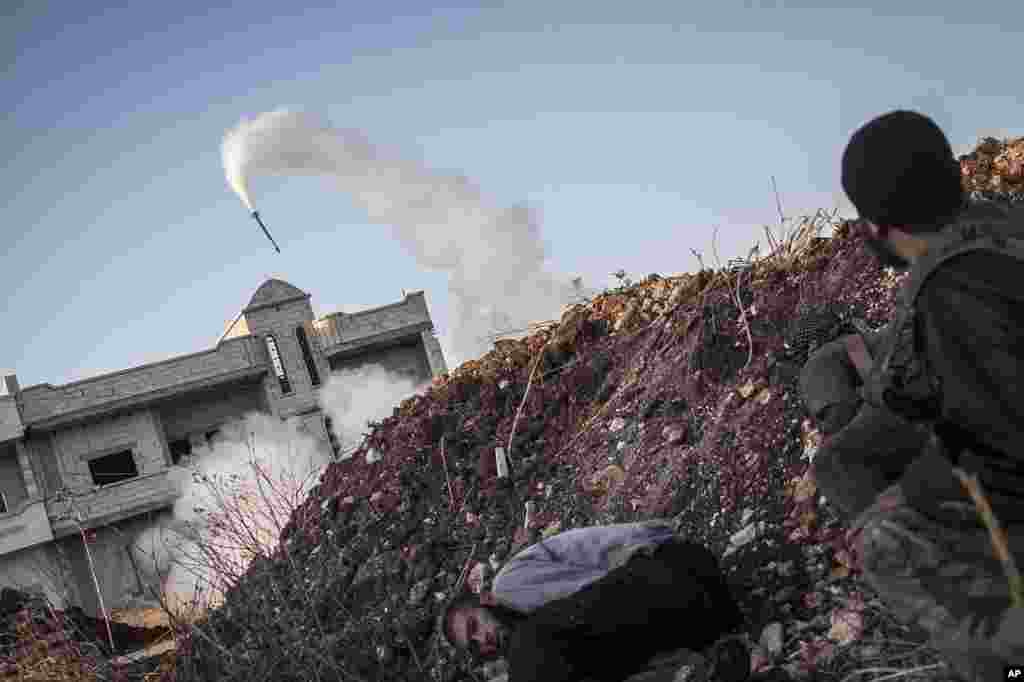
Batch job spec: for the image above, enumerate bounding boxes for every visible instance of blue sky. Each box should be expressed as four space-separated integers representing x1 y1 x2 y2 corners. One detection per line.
3 1 1022 388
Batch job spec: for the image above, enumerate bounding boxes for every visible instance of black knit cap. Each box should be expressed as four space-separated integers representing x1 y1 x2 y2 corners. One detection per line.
841 110 965 232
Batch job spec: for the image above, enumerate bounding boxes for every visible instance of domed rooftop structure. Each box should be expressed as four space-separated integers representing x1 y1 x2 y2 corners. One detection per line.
244 278 310 312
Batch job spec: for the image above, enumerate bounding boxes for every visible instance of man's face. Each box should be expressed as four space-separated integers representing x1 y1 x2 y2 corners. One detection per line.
448 605 510 660
861 221 911 269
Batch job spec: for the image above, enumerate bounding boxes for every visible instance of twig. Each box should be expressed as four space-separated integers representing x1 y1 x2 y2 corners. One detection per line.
456 480 478 519
541 356 583 379
506 336 552 463
690 248 706 272
402 627 426 676
481 319 561 343
953 467 1023 607
763 224 780 257
708 224 754 369
734 259 755 371
710 224 723 271
440 436 455 512
183 619 238 666
771 175 786 224
840 663 946 682
452 542 480 596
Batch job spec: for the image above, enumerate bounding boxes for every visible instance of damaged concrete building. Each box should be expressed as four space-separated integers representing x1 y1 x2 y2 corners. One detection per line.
0 279 446 616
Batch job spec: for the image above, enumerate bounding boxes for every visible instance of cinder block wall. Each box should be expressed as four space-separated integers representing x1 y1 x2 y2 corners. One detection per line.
158 384 267 441
60 513 167 618
0 443 27 510
23 436 61 499
50 411 166 496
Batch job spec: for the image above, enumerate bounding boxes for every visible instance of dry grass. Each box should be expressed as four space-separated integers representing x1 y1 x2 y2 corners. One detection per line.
840 663 948 682
759 208 840 272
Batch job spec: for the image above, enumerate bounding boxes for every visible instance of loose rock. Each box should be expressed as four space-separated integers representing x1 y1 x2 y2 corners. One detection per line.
760 622 784 656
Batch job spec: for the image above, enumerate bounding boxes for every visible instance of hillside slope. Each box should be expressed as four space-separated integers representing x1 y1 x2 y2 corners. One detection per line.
169 135 1023 682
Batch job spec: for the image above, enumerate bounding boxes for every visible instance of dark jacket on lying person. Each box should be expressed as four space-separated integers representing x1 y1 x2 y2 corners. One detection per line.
503 538 743 682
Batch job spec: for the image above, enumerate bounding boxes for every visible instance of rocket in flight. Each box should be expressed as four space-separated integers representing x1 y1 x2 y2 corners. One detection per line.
251 211 281 253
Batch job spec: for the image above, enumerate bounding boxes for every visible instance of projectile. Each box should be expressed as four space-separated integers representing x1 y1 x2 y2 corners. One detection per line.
251 210 282 253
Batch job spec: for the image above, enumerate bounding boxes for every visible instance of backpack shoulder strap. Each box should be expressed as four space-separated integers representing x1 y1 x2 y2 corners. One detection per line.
862 209 1024 410
899 212 1024 307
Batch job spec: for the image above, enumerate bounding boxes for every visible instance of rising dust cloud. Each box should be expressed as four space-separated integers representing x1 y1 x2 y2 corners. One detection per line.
131 366 424 612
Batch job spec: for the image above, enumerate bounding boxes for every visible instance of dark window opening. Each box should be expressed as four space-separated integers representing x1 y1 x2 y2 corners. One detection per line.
296 325 321 387
324 415 341 456
169 439 191 465
265 334 293 394
88 450 139 487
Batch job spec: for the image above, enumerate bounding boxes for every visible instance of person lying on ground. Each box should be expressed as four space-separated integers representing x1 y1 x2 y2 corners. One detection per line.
439 521 751 682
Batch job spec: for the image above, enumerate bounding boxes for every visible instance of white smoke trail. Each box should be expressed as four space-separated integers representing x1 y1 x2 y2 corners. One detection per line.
221 109 590 364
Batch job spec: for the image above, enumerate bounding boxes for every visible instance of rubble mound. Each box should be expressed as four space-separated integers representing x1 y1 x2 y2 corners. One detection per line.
959 135 1024 203
0 588 170 681
164 135 1022 682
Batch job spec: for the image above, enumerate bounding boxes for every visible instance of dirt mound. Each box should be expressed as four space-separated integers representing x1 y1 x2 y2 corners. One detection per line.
165 135 1023 682
959 135 1024 201
0 588 170 681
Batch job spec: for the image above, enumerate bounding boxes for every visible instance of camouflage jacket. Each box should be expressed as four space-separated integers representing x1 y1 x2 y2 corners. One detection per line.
861 200 1024 523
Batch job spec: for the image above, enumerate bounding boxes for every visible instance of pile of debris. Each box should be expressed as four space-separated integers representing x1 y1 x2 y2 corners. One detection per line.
959 135 1024 202
163 136 1021 682
0 588 170 681
169 209 892 682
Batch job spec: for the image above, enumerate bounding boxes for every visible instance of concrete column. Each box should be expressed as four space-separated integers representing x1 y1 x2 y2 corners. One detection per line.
14 440 40 499
49 433 73 494
149 410 174 467
420 328 448 377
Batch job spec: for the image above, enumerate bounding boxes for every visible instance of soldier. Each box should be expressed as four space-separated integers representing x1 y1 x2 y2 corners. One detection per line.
805 109 1024 681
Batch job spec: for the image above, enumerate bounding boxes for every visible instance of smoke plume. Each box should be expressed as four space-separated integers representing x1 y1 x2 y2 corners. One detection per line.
130 411 329 610
318 364 426 457
129 367 423 612
221 109 589 364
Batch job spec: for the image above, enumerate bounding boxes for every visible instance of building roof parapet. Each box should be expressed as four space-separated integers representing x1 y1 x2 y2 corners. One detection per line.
22 340 267 431
19 335 258 395
321 322 433 360
319 290 426 323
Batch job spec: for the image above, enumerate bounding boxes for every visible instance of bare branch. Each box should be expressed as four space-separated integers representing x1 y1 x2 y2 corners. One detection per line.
771 175 786 224
441 435 455 512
